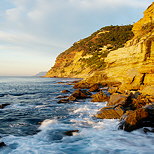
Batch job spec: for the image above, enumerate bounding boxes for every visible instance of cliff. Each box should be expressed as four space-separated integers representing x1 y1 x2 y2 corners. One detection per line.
45 25 133 78
46 3 154 95
84 2 154 95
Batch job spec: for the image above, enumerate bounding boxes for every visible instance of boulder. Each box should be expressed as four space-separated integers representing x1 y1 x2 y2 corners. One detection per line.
57 99 69 104
0 142 6 147
68 95 77 101
61 90 70 93
91 91 109 102
119 105 154 131
70 89 91 99
0 103 10 109
64 130 79 136
107 93 129 106
95 105 124 119
89 84 101 92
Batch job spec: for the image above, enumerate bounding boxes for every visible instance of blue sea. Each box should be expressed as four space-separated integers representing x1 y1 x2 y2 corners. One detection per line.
0 76 154 154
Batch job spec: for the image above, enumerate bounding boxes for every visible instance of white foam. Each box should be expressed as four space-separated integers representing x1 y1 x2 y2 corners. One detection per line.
39 119 57 130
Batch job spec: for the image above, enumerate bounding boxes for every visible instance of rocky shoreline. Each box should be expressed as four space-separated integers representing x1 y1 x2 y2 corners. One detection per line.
57 81 154 132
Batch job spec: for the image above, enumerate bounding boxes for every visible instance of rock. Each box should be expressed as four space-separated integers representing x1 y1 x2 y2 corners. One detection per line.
131 95 150 110
68 95 76 101
64 130 79 136
0 103 10 109
61 90 70 93
57 99 69 104
91 91 109 102
73 82 90 89
143 128 154 133
0 142 6 147
71 89 92 99
119 105 154 131
95 105 124 119
107 93 129 106
89 84 101 92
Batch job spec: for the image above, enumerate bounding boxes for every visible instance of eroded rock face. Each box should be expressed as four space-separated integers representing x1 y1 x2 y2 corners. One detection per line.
95 106 124 119
119 105 154 132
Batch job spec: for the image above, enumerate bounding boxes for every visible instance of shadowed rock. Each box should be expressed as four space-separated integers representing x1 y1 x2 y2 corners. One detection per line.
64 130 79 136
0 103 10 109
119 105 154 132
0 142 6 147
57 99 69 104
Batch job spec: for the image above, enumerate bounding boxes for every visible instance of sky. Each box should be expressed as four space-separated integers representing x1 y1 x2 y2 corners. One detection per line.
0 0 153 76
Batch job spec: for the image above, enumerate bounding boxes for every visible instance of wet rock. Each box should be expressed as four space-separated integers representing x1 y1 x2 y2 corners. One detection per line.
95 105 124 119
0 103 10 109
57 99 69 104
89 84 101 92
143 128 154 133
107 93 133 107
64 130 79 136
68 95 76 101
91 91 109 102
0 142 6 147
61 90 70 93
119 105 154 132
70 89 92 99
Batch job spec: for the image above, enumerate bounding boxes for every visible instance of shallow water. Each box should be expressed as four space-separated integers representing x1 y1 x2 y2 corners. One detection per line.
0 76 154 154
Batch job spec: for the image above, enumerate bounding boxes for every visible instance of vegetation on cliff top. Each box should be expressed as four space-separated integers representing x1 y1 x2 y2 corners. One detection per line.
59 25 134 58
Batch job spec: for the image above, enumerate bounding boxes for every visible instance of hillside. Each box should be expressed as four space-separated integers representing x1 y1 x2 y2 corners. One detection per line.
46 2 154 95
45 25 134 78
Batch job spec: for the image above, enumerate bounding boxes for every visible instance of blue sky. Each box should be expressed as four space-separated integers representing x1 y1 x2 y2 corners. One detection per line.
0 0 153 76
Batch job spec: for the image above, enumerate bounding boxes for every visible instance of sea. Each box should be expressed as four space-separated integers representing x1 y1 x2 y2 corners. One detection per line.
0 76 154 154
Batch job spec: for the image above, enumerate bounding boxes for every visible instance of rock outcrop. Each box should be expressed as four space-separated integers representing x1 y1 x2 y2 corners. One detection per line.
80 3 154 96
46 3 154 96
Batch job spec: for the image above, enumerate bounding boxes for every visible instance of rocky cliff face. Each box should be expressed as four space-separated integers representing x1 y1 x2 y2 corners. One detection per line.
45 25 133 78
84 2 154 95
46 3 154 95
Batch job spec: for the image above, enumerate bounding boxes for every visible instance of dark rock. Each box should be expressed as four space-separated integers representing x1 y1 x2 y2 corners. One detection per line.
95 105 124 119
71 89 92 99
64 130 79 136
91 91 109 102
119 105 154 132
61 90 70 93
143 128 154 133
57 99 69 104
0 142 6 147
89 84 101 92
73 82 90 89
68 95 76 101
0 103 10 109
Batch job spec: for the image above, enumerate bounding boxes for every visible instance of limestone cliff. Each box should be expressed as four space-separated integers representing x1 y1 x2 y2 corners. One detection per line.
84 2 154 95
45 25 133 78
46 3 154 95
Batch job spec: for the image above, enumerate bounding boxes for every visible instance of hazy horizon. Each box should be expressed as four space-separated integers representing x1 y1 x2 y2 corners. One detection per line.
0 0 153 76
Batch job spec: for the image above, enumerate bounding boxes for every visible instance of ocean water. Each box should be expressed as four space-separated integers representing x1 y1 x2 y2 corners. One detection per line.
0 76 154 154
